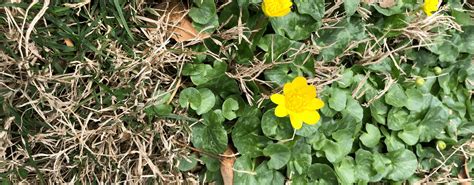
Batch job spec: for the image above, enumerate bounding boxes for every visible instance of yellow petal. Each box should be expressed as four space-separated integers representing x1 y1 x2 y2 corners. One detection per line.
306 98 325 110
301 111 321 125
275 105 288 117
290 114 303 130
292 76 307 88
302 85 316 98
283 82 294 94
270 94 285 105
423 0 439 16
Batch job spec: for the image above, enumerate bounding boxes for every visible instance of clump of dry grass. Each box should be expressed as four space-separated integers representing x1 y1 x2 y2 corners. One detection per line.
0 1 198 183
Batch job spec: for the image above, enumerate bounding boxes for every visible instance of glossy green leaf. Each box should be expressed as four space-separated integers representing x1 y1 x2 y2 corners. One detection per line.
294 0 325 21
307 163 338 185
360 124 381 148
385 84 407 108
179 87 201 109
222 98 239 120
344 0 360 17
178 154 198 171
386 149 418 181
270 12 320 41
387 107 410 131
263 143 291 169
196 88 216 115
418 100 449 142
261 108 293 140
328 88 347 111
335 157 356 184
232 108 269 157
384 133 405 152
192 111 227 154
286 142 312 176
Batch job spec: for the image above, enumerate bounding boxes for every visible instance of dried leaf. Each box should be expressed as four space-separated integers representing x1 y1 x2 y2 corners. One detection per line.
156 2 210 42
64 38 74 47
220 146 236 185
379 0 396 8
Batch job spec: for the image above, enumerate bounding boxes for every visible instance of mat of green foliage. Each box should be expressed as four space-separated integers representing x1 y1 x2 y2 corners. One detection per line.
0 0 473 184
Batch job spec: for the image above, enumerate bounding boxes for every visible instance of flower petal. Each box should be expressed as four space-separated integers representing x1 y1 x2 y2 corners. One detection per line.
301 111 321 125
275 105 288 117
306 98 325 110
302 85 316 98
283 82 294 94
289 114 303 130
270 94 285 105
292 76 307 88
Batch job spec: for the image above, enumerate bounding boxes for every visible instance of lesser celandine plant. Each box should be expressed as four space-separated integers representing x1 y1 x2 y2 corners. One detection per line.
270 76 324 130
1 0 473 184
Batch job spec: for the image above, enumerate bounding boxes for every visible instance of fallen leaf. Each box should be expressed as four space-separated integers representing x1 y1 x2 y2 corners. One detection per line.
379 0 396 8
220 146 235 185
64 38 74 47
155 1 210 42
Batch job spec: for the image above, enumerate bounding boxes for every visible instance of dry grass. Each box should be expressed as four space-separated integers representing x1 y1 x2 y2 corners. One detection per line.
0 1 198 183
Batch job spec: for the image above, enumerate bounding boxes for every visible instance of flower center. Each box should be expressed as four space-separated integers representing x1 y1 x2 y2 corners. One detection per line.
285 93 307 113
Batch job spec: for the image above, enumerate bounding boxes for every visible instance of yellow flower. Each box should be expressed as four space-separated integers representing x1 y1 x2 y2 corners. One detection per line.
423 0 440 16
262 0 293 17
270 77 325 130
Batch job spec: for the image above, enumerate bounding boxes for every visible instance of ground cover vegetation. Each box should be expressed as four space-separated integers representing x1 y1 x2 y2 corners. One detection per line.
0 0 473 184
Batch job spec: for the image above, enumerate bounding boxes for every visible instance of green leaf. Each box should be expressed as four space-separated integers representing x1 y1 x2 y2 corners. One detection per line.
386 149 418 181
328 88 347 111
263 143 291 170
342 96 363 122
398 123 420 146
405 88 427 112
264 65 293 85
335 157 356 184
295 123 320 137
256 162 286 185
190 61 228 86
286 142 312 176
257 34 291 62
270 12 320 41
188 0 216 25
384 133 405 152
307 164 338 185
418 101 449 142
222 98 239 120
387 107 410 131
371 152 392 178
380 14 409 38
355 150 383 182
294 0 325 21
314 18 365 61
192 111 228 154
232 108 269 157
196 88 216 115
179 87 201 109
360 124 381 148
233 157 285 185
178 154 198 171
233 156 258 185
336 69 353 88
201 155 220 171
459 26 474 53
261 109 293 140
323 131 353 163
385 84 407 108
343 0 360 17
